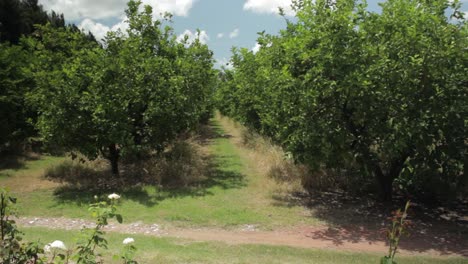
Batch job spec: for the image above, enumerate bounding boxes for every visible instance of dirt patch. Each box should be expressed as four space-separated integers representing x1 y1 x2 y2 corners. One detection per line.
16 216 467 258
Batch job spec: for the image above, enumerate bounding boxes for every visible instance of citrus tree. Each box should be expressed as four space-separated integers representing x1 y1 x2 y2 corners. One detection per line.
217 0 467 201
29 0 216 175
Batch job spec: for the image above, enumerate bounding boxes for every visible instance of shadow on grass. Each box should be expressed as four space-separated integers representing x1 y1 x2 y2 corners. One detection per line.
0 153 40 174
195 120 233 146
49 120 247 208
272 190 468 257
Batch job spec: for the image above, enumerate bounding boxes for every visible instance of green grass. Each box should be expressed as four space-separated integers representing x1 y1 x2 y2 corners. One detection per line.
2 118 466 262
0 155 64 179
22 227 467 264
1 118 319 229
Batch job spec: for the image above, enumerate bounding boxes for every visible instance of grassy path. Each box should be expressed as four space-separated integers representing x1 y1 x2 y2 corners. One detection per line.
1 116 318 229
2 115 468 263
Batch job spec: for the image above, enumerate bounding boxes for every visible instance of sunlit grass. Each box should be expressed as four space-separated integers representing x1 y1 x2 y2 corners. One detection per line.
0 155 64 192
1 117 320 229
22 227 467 264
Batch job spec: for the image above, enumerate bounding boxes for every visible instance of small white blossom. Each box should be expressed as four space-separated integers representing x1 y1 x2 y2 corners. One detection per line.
49 240 67 250
43 244 51 253
108 193 120 200
123 237 135 245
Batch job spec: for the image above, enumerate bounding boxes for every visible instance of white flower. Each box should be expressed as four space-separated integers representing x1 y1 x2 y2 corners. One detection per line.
43 244 51 253
123 237 135 245
108 193 120 200
49 240 67 250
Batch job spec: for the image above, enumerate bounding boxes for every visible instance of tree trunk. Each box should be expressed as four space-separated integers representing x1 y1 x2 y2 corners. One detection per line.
374 154 410 203
109 143 120 176
374 167 394 202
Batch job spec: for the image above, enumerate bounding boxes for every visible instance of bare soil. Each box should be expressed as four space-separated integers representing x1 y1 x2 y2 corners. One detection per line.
16 216 468 258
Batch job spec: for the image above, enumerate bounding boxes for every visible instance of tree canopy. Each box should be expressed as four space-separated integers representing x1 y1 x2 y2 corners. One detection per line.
216 0 467 201
28 0 216 175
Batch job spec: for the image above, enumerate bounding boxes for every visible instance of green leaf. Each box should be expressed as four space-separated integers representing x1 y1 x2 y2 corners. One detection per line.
380 257 394 264
116 214 123 224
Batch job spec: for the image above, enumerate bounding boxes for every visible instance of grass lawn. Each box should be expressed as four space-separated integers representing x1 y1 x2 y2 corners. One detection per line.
0 117 320 229
0 155 64 191
22 227 467 264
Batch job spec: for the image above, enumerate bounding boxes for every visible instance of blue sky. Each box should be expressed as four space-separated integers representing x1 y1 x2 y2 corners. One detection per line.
38 0 466 68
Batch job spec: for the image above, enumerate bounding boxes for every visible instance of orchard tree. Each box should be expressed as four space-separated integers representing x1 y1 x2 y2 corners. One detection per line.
219 0 467 201
30 0 215 176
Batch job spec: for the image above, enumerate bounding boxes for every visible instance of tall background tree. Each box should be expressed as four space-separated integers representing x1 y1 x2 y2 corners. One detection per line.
0 0 91 154
0 0 49 44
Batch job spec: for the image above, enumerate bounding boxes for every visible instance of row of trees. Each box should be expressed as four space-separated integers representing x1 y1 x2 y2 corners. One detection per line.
216 0 467 201
1 0 216 175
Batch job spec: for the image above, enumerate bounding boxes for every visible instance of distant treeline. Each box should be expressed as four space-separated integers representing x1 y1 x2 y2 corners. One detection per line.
0 0 96 43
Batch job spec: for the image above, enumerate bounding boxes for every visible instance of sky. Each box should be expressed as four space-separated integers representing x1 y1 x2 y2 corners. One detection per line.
37 0 467 68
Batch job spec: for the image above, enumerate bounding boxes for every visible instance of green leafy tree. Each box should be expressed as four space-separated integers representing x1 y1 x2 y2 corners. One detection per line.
29 0 215 176
219 0 467 201
0 43 36 153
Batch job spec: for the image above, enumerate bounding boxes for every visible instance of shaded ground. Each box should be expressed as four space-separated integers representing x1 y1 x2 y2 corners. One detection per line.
43 120 246 208
0 152 40 176
216 114 468 259
270 190 468 257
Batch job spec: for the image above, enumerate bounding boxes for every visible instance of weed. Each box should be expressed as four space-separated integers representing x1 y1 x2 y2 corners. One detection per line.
381 201 412 264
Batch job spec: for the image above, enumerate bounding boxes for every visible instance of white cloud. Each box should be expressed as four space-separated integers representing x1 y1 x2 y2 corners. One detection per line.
243 0 295 16
142 0 196 17
217 33 224 39
229 28 239 39
39 0 196 21
110 18 130 33
78 17 128 42
177 29 210 44
50 0 195 44
216 58 233 70
252 42 261 53
79 18 111 41
40 0 126 21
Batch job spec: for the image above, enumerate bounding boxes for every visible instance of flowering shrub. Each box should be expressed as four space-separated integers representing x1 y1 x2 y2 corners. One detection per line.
43 240 69 263
108 194 120 200
117 238 137 264
0 189 138 263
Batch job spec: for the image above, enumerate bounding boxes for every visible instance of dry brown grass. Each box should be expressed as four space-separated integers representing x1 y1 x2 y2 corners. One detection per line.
43 138 211 190
215 113 353 196
0 155 64 193
215 113 307 199
136 139 209 187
